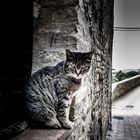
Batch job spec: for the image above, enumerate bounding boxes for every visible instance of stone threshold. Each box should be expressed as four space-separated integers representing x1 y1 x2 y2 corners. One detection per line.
10 125 76 140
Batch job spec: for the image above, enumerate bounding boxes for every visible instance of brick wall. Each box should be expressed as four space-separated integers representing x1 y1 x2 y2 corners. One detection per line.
33 0 114 139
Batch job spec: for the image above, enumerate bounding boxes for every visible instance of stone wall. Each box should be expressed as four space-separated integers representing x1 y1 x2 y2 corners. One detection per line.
33 0 114 139
112 75 140 100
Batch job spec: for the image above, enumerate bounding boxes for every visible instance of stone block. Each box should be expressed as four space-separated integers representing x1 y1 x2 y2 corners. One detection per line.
39 0 78 8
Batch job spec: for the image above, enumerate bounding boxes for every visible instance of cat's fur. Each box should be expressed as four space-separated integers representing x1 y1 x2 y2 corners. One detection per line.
0 49 93 140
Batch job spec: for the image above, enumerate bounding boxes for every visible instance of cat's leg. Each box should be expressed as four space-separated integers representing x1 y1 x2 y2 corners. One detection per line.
57 97 73 129
42 109 62 128
29 114 62 129
69 96 77 122
28 103 61 128
30 117 61 129
54 77 73 129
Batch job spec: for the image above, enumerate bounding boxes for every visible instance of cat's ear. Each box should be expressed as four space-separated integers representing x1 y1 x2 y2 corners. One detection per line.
66 49 74 60
85 51 94 60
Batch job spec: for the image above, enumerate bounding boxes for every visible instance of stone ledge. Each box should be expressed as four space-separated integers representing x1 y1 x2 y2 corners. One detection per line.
10 128 74 140
112 75 140 100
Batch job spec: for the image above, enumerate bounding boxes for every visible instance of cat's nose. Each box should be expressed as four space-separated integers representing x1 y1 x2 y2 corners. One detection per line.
76 69 81 76
76 73 80 76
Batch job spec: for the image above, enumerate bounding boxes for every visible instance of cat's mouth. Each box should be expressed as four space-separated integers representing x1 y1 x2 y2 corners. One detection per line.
66 73 83 79
75 77 82 80
76 75 82 79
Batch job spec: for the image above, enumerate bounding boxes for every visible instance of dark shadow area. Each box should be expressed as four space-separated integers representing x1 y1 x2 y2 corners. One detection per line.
0 0 32 129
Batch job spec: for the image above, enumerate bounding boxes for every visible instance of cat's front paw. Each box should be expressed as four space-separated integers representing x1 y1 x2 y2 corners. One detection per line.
69 116 77 122
62 121 74 129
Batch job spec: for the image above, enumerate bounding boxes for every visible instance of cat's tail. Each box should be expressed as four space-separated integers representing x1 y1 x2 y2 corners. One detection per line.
0 120 28 140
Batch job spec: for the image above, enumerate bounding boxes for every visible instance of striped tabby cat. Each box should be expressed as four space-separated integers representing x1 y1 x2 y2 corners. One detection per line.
0 49 93 139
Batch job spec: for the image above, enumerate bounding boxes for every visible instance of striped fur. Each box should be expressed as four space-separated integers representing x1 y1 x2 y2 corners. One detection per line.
0 49 93 139
0 121 28 140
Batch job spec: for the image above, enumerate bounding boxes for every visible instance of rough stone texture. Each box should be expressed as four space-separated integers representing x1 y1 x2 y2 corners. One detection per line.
112 75 140 100
106 115 140 140
10 128 73 140
32 0 114 139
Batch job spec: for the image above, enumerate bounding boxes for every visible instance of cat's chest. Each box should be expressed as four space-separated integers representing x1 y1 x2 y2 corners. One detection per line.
69 82 81 93
69 77 81 93
53 75 81 94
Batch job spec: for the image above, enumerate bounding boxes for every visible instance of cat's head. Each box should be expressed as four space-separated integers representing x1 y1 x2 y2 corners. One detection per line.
64 49 94 79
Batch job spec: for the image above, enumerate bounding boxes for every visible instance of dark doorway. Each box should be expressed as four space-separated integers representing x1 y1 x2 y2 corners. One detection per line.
0 1 32 129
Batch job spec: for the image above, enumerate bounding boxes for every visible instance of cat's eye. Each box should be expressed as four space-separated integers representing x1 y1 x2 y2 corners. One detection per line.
67 57 73 61
86 59 91 63
86 66 90 69
81 67 86 71
73 66 76 69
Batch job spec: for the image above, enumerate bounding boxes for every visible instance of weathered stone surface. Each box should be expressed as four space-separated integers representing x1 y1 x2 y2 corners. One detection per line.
112 75 140 100
38 0 78 8
32 0 114 139
10 128 73 140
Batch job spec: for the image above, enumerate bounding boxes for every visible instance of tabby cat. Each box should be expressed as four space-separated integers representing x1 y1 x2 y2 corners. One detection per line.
0 49 93 139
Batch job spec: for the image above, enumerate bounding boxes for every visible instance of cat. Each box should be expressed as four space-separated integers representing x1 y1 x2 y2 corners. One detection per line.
0 49 93 140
